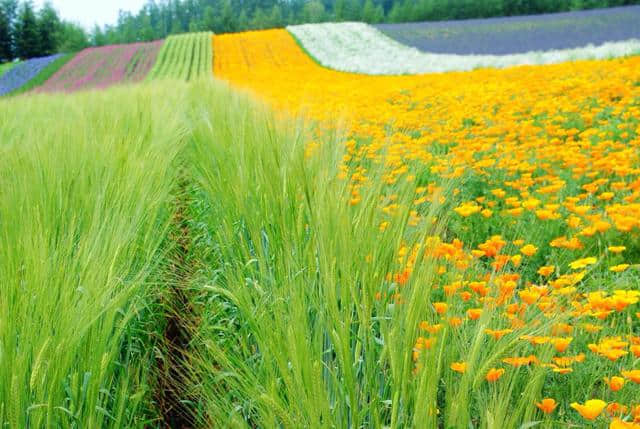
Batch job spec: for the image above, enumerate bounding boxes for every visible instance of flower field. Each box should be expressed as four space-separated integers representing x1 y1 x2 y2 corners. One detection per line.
37 41 163 92
210 28 640 427
376 5 640 55
0 54 63 95
288 22 640 74
2 9 640 428
0 61 18 77
147 32 213 81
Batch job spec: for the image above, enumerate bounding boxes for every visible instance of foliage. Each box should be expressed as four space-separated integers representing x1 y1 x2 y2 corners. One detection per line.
0 0 88 61
14 0 38 59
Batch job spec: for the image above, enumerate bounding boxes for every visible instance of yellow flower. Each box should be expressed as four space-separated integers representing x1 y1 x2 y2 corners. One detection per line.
450 362 467 373
570 399 607 420
610 264 629 273
520 244 538 256
454 202 481 217
537 265 555 276
621 370 640 384
610 418 640 429
568 257 597 270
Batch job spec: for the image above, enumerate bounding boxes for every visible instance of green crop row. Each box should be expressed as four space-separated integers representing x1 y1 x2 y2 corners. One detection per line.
147 32 213 81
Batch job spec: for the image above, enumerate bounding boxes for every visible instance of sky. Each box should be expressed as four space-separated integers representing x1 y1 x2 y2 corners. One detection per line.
33 0 147 29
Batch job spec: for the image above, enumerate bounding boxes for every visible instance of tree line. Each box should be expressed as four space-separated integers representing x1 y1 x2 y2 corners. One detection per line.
0 0 89 62
2 0 640 61
96 0 640 46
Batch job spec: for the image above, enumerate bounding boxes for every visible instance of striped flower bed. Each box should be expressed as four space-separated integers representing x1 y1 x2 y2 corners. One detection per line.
39 41 163 92
376 5 640 55
288 22 640 75
0 55 62 95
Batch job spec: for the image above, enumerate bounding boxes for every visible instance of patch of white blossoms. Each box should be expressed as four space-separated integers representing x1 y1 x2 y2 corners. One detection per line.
287 22 640 75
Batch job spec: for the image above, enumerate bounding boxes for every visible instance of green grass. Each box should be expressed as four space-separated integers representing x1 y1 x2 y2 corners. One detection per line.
8 53 76 95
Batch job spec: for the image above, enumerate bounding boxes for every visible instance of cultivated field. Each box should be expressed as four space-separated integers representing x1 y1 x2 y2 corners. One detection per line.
147 32 213 81
1 7 639 429
0 54 64 95
0 61 17 76
38 41 163 92
377 5 640 55
210 28 640 428
288 21 640 74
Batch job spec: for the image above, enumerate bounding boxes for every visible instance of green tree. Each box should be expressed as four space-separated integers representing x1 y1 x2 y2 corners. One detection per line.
303 0 326 22
15 1 40 58
344 0 362 20
56 21 88 52
37 2 59 55
220 0 236 33
0 5 11 60
237 9 249 29
269 4 284 27
90 24 106 46
140 11 155 40
362 0 384 22
1 0 18 56
202 5 215 30
334 0 347 19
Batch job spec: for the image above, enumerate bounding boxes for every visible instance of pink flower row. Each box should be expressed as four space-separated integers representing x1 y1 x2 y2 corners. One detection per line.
39 40 164 93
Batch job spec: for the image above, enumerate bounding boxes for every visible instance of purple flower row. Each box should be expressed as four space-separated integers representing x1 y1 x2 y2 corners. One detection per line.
376 5 640 56
0 54 62 95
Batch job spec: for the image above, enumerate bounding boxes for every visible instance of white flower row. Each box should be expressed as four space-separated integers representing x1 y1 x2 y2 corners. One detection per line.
287 22 640 75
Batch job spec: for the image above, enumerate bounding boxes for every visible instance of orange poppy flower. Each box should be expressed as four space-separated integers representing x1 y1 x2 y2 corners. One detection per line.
486 368 505 382
609 418 640 429
467 308 482 320
536 398 557 414
552 337 573 353
520 244 538 256
433 302 448 314
537 265 555 276
604 376 625 392
621 370 640 384
450 362 467 373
